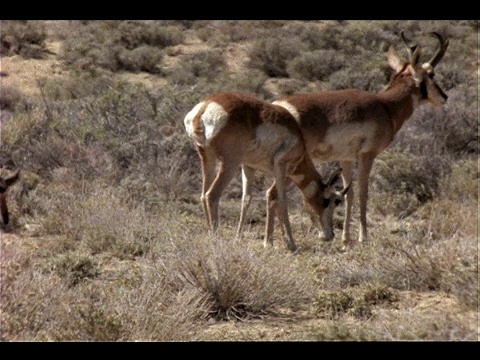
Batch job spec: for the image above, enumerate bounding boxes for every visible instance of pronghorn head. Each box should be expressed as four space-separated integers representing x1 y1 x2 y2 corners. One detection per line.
0 169 20 225
307 168 350 242
386 31 449 106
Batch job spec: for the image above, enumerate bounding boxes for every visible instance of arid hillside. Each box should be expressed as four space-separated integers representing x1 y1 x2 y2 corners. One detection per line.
0 20 478 341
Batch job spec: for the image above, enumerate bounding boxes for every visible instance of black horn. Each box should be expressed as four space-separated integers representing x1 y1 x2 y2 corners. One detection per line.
427 32 449 68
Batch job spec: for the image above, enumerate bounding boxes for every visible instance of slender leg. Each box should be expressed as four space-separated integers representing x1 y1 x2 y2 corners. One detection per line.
236 165 255 239
264 181 278 247
340 161 353 247
197 146 217 229
271 159 297 252
206 158 240 232
357 154 375 243
265 178 293 244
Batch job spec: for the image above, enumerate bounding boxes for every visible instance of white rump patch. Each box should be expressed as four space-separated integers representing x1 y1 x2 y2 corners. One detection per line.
184 101 205 139
184 101 228 146
272 100 301 122
202 102 229 143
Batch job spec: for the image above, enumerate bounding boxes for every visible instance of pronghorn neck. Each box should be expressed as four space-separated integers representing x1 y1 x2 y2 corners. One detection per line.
379 71 418 133
289 155 324 202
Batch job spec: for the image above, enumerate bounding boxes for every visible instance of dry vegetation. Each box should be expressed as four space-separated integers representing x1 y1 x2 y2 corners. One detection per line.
0 20 478 341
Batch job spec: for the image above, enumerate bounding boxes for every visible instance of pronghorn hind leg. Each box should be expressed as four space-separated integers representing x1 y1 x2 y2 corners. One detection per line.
264 181 278 247
197 146 218 230
340 161 354 248
236 165 255 239
205 159 240 234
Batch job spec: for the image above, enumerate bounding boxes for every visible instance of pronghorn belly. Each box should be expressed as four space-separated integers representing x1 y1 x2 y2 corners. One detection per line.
243 123 301 174
308 122 382 161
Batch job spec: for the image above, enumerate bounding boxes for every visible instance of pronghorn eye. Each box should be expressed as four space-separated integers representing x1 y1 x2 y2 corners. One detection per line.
335 199 342 206
429 73 435 79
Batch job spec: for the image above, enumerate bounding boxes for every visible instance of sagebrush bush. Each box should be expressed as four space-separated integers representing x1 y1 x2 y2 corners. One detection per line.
287 49 346 82
248 36 308 78
0 20 47 58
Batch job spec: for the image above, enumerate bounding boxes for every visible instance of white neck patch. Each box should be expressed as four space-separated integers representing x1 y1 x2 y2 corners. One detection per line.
272 100 300 122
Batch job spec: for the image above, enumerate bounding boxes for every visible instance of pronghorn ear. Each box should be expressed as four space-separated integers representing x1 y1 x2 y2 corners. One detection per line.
387 45 404 72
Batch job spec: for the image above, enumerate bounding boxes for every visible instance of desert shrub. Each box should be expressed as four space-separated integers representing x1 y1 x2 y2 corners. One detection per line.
112 21 184 50
335 21 396 54
394 86 478 158
327 67 387 92
371 149 449 217
439 159 478 201
168 49 225 85
61 20 184 74
114 45 163 74
287 49 346 82
163 235 316 320
248 37 308 78
0 20 47 58
47 251 101 287
316 233 476 300
0 83 22 112
314 282 398 320
1 247 206 341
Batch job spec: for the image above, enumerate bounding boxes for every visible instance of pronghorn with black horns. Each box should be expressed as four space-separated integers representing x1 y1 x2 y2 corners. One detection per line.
184 92 349 252
238 31 449 250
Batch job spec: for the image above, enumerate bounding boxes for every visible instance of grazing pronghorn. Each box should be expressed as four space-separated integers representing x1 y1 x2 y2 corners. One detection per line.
184 92 348 252
269 31 450 248
0 169 20 226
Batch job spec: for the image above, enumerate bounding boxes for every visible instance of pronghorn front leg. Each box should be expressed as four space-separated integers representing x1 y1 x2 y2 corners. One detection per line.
270 159 298 252
357 154 375 243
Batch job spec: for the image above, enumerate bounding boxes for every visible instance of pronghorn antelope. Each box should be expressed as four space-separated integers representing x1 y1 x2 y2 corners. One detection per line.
184 92 348 252
268 31 450 248
0 169 20 226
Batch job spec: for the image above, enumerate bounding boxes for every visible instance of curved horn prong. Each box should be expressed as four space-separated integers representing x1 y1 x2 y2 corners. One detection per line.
401 31 418 57
427 32 449 68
